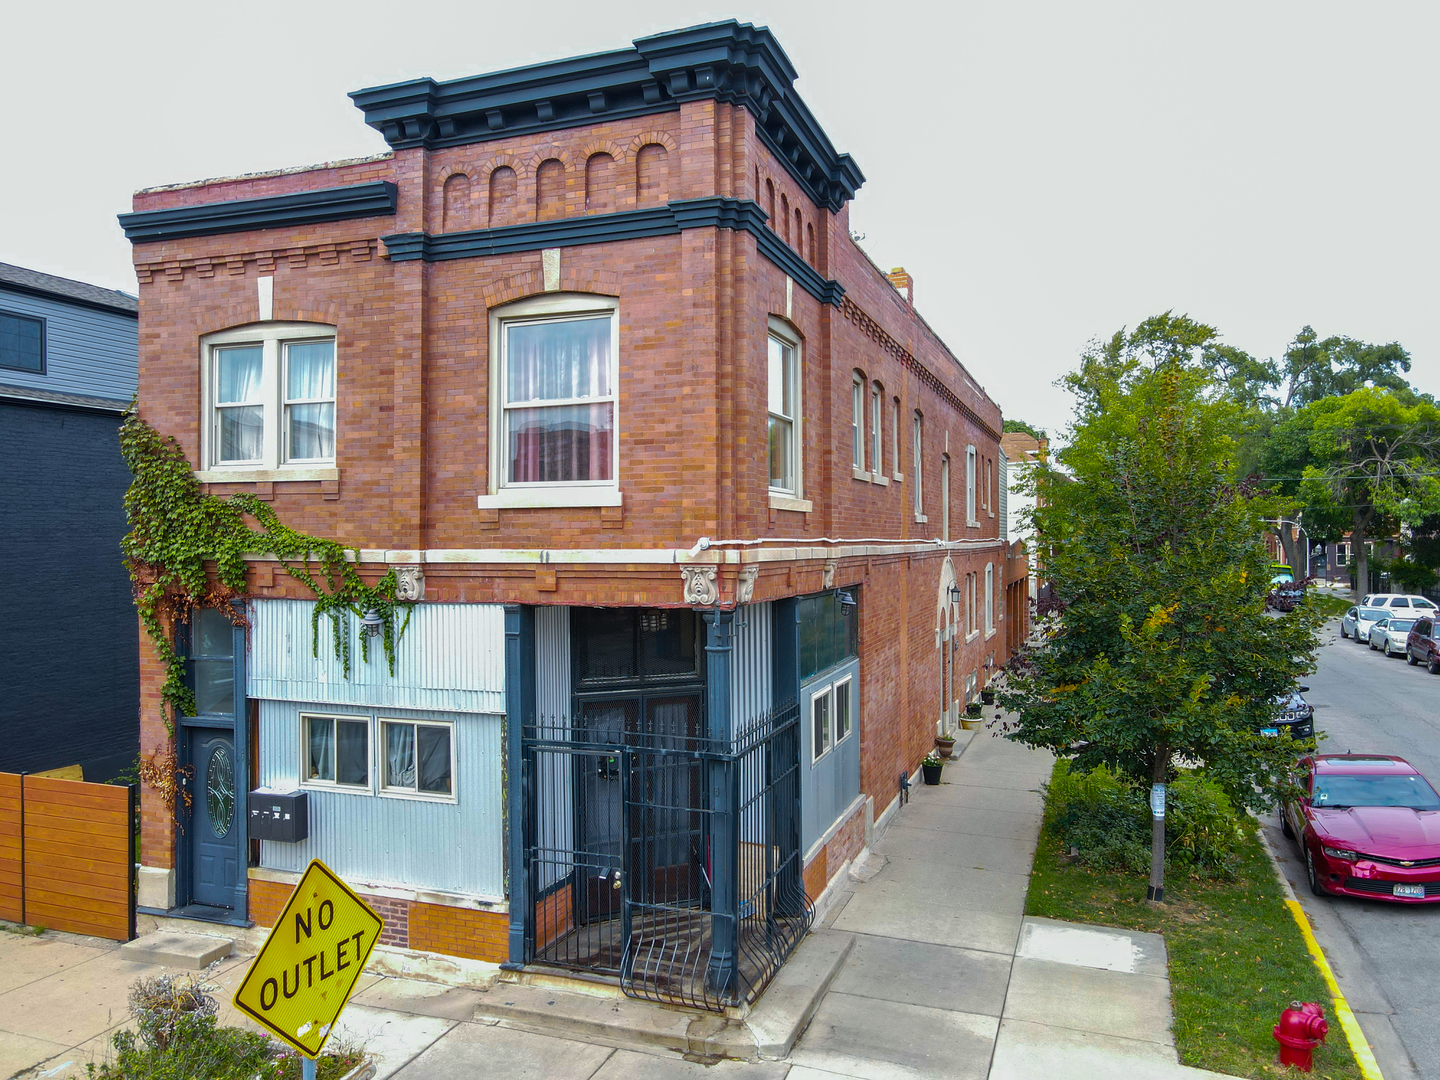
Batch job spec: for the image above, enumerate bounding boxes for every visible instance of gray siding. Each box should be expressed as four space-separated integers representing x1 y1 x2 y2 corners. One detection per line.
732 602 774 730
257 699 504 897
248 599 506 714
800 657 862 853
0 287 136 401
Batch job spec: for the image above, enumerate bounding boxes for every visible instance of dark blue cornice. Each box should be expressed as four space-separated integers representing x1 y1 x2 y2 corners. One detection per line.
348 22 863 214
381 197 844 306
118 182 398 243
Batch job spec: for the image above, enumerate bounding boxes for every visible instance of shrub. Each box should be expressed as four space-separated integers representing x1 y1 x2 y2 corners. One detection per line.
1043 762 1253 879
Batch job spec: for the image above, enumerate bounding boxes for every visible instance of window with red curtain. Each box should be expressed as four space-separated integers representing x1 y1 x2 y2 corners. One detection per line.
503 314 615 483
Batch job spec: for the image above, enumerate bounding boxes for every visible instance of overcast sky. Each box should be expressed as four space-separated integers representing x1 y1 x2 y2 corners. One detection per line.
5 0 1437 435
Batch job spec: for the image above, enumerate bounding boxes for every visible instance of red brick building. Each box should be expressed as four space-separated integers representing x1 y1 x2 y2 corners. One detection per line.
121 21 1024 1007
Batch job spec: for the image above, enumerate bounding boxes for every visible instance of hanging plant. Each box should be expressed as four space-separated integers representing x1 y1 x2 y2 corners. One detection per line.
120 406 411 734
137 747 193 832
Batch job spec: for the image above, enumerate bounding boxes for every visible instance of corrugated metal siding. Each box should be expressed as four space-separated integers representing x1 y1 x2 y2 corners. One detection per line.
257 699 504 897
533 607 574 890
248 600 506 714
0 287 136 401
732 602 774 730
998 451 1009 544
535 607 571 719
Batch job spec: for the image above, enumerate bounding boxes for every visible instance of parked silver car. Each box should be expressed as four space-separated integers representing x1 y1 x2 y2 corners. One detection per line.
1369 617 1417 657
1341 606 1388 642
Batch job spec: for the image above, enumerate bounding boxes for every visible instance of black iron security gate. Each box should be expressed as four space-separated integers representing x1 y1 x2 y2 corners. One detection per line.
520 697 809 1010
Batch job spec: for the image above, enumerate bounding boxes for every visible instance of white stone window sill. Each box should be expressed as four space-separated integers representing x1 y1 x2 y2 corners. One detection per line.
985 629 997 640
968 519 981 528
478 487 623 509
196 467 339 483
914 513 928 524
770 493 813 513
872 473 889 487
852 467 871 482
892 472 904 483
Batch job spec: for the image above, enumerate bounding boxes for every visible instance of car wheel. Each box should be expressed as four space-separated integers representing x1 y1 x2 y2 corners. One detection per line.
1306 845 1326 897
1386 641 1396 657
1409 651 1420 666
1430 655 1440 675
1281 812 1294 840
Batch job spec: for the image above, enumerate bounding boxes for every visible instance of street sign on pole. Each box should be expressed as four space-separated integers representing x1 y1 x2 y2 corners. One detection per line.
233 859 383 1060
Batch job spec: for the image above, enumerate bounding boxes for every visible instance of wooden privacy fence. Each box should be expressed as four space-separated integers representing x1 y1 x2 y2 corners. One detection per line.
0 772 136 941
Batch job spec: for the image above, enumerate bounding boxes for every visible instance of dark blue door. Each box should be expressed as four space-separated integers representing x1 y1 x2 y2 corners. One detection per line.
189 726 239 908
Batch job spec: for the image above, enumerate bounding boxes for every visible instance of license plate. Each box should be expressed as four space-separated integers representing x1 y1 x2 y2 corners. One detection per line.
1394 884 1425 899
1261 728 1279 737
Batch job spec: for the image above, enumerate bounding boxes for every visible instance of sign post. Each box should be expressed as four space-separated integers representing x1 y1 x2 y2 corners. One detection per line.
233 859 383 1068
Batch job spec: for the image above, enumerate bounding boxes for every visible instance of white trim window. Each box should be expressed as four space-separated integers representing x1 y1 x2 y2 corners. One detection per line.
202 323 337 475
380 718 456 800
941 453 951 541
966 444 978 525
301 713 371 792
852 372 866 473
985 562 995 635
811 675 854 763
871 382 883 477
913 411 925 520
891 397 902 480
483 294 620 508
769 320 802 497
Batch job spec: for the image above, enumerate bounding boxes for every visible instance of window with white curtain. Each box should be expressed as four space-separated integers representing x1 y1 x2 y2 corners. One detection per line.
483 293 620 508
381 719 455 799
203 323 336 473
301 713 370 791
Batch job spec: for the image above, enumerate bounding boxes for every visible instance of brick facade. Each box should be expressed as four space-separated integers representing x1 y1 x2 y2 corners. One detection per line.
129 22 1023 969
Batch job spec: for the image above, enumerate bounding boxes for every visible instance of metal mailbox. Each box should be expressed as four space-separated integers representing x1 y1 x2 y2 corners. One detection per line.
247 788 309 843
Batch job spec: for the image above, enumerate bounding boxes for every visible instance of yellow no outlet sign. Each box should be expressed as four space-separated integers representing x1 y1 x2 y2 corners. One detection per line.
233 860 384 1058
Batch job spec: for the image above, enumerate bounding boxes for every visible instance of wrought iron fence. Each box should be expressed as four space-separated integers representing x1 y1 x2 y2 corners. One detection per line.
520 698 810 1011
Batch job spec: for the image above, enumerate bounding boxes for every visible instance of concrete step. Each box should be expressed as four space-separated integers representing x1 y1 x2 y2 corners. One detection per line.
474 928 853 1061
120 930 234 969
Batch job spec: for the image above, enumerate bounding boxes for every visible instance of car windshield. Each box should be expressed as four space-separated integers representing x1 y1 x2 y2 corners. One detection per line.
1312 774 1440 810
1359 608 1387 620
1390 619 1416 632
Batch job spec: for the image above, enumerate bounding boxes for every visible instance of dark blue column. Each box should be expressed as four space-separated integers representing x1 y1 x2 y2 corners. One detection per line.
703 608 736 996
504 604 535 968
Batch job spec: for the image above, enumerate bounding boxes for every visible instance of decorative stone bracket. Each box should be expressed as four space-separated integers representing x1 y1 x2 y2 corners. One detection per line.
681 565 719 606
394 565 425 602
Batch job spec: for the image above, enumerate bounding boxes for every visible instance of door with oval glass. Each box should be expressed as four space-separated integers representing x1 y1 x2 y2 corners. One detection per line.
189 727 240 908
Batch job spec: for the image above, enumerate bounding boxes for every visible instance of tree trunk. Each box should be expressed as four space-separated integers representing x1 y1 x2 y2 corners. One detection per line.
1353 516 1369 598
1147 739 1168 904
1277 523 1298 576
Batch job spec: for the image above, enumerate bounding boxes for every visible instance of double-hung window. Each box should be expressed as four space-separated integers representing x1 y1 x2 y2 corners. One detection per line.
303 714 370 790
912 412 925 520
851 373 865 473
871 383 883 478
0 310 45 374
985 563 995 634
966 445 978 525
202 323 337 478
381 719 454 798
768 320 803 503
483 294 619 508
811 675 853 762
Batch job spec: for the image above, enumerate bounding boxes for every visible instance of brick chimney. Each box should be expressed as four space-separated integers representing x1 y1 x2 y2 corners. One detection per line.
887 266 913 305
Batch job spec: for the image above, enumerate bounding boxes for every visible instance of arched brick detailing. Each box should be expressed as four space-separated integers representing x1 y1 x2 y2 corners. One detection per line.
442 172 473 232
480 271 544 308
274 303 343 327
558 268 623 297
626 130 677 156
579 139 627 165
525 146 574 172
535 158 566 221
488 166 521 227
585 153 616 214
635 144 671 206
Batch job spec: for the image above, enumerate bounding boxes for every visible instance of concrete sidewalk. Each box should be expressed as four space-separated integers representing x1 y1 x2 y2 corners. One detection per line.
0 727 1230 1080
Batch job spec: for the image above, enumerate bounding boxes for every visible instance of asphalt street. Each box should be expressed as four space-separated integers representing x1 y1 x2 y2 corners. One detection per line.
1262 614 1440 1080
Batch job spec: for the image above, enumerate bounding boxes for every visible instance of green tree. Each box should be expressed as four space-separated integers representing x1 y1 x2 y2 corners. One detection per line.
1001 318 1320 903
1003 418 1048 440
1297 388 1440 594
1280 326 1414 409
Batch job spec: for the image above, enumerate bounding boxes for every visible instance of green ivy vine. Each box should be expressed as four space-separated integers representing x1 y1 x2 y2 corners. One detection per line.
120 407 411 734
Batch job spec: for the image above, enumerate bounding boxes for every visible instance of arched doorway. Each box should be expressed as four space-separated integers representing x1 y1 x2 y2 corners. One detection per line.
936 557 960 732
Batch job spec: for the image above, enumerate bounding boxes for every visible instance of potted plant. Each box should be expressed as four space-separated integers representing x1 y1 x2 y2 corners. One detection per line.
962 702 983 730
920 753 944 785
934 731 957 759
980 686 995 705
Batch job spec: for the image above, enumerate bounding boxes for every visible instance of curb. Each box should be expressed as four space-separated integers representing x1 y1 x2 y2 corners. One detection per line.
1257 828 1385 1080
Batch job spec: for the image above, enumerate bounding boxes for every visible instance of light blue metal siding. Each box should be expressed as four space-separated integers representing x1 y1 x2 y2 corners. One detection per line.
248 599 506 713
0 287 137 401
257 699 504 897
732 602 774 731
533 607 574 890
800 657 862 852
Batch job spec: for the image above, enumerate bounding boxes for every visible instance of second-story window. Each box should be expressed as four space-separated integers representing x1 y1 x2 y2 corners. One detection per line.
871 382 883 478
891 397 901 479
0 310 45 374
769 323 801 496
912 411 924 519
485 294 620 506
966 444 978 525
203 323 337 473
851 373 865 472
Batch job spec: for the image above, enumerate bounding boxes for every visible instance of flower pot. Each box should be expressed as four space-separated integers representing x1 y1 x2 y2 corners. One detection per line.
981 689 995 705
934 737 956 760
960 717 983 730
921 761 943 785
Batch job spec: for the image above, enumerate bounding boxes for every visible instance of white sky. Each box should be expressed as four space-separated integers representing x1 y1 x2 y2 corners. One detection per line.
5 0 1438 435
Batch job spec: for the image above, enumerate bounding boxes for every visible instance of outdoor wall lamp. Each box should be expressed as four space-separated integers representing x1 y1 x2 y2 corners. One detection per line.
947 582 963 604
359 609 385 638
837 590 858 614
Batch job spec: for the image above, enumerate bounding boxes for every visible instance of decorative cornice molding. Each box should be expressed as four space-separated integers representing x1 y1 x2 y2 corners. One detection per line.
118 182 398 244
382 197 845 307
840 296 1001 442
134 239 378 285
348 21 863 213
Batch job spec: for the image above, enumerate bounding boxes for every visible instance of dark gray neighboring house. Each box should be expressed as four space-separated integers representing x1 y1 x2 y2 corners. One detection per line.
1 262 139 780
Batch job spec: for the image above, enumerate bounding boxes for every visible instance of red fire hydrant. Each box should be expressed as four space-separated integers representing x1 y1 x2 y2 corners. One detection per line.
1274 1001 1329 1071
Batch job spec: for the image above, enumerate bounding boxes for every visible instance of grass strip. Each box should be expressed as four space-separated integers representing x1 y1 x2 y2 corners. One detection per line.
1025 760 1362 1079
